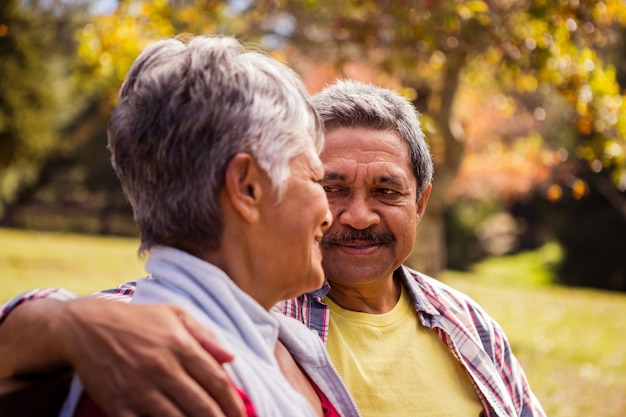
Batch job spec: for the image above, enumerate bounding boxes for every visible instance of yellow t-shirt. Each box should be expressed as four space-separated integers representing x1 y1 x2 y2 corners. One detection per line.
324 286 483 417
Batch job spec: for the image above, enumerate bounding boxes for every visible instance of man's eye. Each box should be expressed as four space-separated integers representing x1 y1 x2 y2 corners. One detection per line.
378 188 397 195
323 185 339 193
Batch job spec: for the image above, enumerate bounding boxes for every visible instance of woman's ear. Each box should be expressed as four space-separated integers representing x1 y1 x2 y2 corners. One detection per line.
224 153 263 223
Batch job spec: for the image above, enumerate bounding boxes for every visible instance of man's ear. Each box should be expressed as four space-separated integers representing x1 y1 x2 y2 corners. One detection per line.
224 153 263 223
416 183 432 221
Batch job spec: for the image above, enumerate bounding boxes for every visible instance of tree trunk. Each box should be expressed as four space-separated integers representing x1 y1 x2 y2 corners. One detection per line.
405 207 446 277
405 49 467 277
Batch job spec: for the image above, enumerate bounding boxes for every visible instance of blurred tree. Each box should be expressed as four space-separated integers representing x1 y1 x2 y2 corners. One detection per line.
528 22 626 291
72 0 233 107
0 0 100 222
6 0 626 281
0 0 59 217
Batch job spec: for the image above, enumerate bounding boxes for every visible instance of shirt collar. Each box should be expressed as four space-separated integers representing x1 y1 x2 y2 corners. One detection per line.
395 266 441 317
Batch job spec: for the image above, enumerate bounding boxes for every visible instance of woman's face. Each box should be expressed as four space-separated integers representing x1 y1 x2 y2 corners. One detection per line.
255 150 332 305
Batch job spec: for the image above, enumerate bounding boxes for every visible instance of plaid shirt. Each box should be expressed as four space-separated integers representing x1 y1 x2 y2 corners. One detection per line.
280 267 546 417
1 267 545 417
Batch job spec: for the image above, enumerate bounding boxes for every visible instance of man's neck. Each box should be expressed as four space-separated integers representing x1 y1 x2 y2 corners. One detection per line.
326 276 402 314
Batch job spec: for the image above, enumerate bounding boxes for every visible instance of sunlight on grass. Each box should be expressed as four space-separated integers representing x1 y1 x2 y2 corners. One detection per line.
0 228 145 303
443 259 626 417
467 241 562 286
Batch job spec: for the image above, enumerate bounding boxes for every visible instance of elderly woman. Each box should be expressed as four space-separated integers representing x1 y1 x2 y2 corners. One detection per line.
58 35 360 417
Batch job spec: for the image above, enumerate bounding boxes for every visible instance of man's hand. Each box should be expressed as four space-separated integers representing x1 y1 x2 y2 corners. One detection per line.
1 298 246 417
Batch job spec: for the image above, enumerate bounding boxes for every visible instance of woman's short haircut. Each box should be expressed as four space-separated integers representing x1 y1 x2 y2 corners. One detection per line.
108 35 323 254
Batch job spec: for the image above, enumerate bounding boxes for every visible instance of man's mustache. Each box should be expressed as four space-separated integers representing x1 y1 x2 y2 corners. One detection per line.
321 228 395 246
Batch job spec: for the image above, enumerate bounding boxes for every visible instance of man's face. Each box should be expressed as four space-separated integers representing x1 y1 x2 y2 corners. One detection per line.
320 127 429 287
259 150 332 301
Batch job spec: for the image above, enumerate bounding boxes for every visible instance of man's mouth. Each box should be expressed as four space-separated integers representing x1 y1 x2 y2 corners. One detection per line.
339 240 380 249
321 229 394 248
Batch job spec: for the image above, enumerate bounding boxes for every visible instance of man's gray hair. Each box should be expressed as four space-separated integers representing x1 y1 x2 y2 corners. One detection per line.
108 35 323 254
312 80 433 198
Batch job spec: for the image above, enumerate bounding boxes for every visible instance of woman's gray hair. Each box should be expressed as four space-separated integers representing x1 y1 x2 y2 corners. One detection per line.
312 80 433 199
108 35 323 255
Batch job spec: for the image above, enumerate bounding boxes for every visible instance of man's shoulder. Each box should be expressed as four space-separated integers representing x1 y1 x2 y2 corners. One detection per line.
399 265 495 325
400 265 471 302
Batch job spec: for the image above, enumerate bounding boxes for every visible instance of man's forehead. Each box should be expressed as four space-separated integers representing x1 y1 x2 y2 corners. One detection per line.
323 158 413 183
320 126 415 181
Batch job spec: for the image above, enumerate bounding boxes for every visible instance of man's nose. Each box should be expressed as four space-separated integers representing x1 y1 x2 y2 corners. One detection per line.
336 193 380 230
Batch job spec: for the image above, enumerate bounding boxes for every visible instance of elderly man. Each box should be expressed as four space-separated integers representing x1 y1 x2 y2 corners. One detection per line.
0 79 545 416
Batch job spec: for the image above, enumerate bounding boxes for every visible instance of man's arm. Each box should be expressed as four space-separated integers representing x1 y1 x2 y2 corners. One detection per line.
0 298 76 377
0 293 246 417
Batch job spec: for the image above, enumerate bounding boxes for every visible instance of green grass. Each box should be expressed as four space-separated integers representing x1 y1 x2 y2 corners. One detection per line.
442 267 626 416
1 228 625 416
464 241 563 286
0 228 146 302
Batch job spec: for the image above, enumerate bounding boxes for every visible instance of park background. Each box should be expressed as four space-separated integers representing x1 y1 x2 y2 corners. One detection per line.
1 0 626 415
